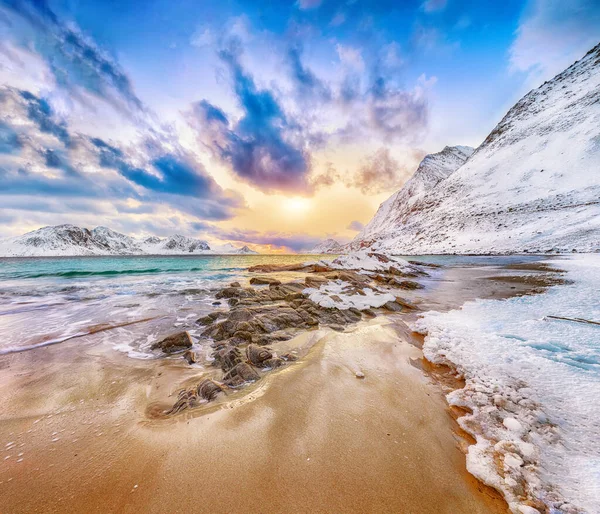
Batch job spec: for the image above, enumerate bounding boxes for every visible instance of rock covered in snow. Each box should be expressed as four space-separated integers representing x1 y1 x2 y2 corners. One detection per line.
352 43 600 255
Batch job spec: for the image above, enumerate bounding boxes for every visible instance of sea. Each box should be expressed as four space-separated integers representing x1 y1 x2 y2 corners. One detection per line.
0 254 330 357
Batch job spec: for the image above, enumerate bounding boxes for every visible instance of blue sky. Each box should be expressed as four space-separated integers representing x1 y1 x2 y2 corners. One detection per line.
0 0 599 251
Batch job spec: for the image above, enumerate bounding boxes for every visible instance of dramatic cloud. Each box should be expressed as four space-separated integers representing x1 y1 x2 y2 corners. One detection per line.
510 0 600 81
2 0 146 116
0 87 243 220
188 43 312 193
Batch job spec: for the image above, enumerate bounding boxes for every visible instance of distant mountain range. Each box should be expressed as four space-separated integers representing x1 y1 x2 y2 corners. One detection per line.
350 43 600 255
0 225 258 257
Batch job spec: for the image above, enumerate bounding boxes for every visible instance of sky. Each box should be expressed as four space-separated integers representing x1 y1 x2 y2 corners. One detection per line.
0 0 599 252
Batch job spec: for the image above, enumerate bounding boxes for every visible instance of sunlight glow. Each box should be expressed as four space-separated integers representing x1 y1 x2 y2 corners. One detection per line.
283 197 311 214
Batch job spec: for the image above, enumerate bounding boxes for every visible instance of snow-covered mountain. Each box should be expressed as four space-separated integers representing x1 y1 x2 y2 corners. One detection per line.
211 243 258 254
352 43 600 255
139 234 210 254
0 225 259 256
354 145 474 244
309 239 344 254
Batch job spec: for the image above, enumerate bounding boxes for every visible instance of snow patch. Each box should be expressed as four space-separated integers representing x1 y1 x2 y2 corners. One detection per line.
304 281 395 310
414 255 600 513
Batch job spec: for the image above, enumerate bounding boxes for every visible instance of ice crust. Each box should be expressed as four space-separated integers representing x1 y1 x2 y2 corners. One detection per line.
414 255 600 513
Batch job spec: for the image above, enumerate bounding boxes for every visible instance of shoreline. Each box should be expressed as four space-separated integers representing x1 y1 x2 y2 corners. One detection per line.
0 256 563 513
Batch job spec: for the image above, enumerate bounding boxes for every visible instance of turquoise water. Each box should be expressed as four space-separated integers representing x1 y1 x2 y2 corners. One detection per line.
0 255 331 356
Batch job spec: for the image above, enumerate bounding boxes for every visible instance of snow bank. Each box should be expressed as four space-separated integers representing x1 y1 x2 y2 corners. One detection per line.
304 281 395 310
414 255 600 513
327 250 411 272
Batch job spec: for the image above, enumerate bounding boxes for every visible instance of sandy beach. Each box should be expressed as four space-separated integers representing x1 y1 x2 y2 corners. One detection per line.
0 258 560 513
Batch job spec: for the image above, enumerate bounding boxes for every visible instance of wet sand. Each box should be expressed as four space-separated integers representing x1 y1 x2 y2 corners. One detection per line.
0 259 559 513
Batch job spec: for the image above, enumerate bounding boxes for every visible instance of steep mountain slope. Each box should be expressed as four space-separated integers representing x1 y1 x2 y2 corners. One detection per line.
355 145 474 243
353 43 600 254
310 239 344 254
0 225 257 256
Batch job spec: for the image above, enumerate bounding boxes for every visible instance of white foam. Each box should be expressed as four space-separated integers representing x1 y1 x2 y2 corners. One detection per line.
414 255 600 513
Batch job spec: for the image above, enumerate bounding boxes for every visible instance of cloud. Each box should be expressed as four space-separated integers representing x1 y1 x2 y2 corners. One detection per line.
336 44 365 72
0 86 244 221
187 43 312 193
352 147 411 194
297 0 322 10
190 222 321 252
509 0 600 81
190 26 214 48
287 45 331 102
2 0 146 116
421 0 448 13
347 220 364 231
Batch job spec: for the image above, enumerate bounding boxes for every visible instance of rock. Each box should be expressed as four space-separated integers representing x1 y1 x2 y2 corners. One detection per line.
263 357 284 369
151 331 193 353
383 301 403 312
395 297 418 310
305 276 328 288
396 280 422 290
281 353 298 362
232 330 253 342
212 345 242 371
197 379 223 401
183 350 199 364
250 276 282 286
229 281 241 287
166 389 200 415
246 344 273 366
408 260 441 268
362 308 377 317
197 311 224 326
212 301 221 306
355 371 365 379
223 363 260 387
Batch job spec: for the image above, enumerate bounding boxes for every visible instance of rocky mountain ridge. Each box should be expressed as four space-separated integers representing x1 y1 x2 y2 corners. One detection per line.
0 225 259 256
351 43 600 254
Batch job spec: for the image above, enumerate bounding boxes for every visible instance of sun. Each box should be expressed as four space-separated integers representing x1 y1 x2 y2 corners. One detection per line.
283 197 311 214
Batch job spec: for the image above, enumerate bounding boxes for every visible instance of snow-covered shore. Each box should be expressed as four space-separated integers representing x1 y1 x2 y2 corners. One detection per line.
414 255 600 513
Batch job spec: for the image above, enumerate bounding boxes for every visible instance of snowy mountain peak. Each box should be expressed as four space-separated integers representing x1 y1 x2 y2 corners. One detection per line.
352 43 600 255
0 225 261 256
354 145 474 243
310 239 344 254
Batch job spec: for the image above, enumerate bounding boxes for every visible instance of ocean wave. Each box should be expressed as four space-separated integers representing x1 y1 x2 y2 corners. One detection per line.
9 267 209 279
